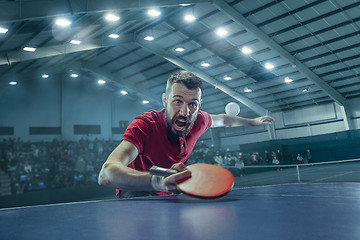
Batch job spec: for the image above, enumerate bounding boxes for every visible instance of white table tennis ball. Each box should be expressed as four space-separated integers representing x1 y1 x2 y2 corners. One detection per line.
225 102 240 116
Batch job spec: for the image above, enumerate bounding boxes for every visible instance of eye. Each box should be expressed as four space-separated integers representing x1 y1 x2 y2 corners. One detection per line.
189 102 198 108
173 99 182 105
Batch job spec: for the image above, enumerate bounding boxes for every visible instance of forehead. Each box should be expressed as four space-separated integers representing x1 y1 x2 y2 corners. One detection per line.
169 83 202 100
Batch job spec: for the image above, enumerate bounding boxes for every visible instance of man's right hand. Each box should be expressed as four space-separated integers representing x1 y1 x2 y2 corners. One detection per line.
163 165 191 192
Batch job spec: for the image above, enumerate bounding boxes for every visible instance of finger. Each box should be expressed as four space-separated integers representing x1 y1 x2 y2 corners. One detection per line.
164 170 191 188
260 116 274 124
171 169 191 182
264 116 274 121
170 162 187 172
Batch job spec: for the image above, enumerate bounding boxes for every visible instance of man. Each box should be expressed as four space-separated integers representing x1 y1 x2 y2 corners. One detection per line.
98 71 273 197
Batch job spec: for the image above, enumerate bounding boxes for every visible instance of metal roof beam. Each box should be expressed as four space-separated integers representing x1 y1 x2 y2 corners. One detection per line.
213 0 347 106
137 37 270 116
0 0 211 23
80 62 163 109
0 34 134 66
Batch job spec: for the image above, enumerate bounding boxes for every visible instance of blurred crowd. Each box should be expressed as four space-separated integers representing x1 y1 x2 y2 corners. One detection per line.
0 138 118 195
190 141 289 166
189 141 313 173
0 138 312 195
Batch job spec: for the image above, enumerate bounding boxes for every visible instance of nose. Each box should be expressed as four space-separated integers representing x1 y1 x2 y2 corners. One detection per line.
179 103 190 117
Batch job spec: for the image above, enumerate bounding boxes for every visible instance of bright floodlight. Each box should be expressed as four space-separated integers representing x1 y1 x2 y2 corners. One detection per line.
244 87 253 93
142 100 150 104
241 46 252 54
224 75 232 81
147 9 161 17
216 28 228 37
201 62 210 67
98 79 106 85
0 27 8 34
175 47 185 52
23 46 36 52
120 90 128 95
284 77 293 83
70 40 82 45
144 36 155 41
105 13 120 22
42 74 49 78
55 18 72 27
265 62 274 70
9 81 17 85
108 34 120 39
70 73 79 78
184 14 196 22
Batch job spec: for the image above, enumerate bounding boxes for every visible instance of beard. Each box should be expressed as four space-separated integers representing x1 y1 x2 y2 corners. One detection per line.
165 108 196 137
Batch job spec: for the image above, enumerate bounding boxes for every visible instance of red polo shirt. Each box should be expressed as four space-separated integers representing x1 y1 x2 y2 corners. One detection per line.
123 109 212 171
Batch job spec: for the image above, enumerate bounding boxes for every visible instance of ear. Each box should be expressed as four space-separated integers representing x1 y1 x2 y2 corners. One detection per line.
162 93 167 107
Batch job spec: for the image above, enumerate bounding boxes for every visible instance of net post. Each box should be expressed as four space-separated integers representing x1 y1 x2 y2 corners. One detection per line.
296 165 300 183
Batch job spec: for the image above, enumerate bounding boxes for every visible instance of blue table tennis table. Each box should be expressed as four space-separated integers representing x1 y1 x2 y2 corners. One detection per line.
1 183 360 240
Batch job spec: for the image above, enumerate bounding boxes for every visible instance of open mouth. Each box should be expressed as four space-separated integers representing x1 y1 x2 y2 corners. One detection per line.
174 119 187 131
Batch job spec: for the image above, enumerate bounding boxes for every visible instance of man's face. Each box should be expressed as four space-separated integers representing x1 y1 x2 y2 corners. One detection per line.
163 83 202 137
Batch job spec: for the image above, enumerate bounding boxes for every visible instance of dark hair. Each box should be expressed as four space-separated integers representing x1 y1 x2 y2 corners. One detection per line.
166 71 203 95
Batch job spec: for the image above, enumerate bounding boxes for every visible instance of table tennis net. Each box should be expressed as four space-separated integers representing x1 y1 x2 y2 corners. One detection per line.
229 158 360 188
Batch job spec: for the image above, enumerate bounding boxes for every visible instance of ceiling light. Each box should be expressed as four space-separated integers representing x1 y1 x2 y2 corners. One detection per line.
0 27 8 34
120 90 128 95
9 81 17 85
180 4 192 6
184 14 196 22
144 36 155 41
105 13 120 22
108 34 119 39
98 79 106 85
244 87 252 93
201 62 210 67
70 39 82 45
265 62 274 70
70 73 79 78
147 9 161 17
224 75 232 81
142 100 150 104
175 47 185 52
284 77 293 83
302 88 308 92
23 46 36 52
215 28 228 37
55 18 72 27
42 74 49 79
241 46 252 54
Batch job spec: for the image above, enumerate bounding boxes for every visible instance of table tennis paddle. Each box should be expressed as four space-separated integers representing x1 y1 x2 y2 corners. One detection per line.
150 163 234 199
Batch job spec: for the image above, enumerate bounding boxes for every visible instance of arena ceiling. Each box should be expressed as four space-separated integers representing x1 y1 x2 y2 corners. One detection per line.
0 0 359 118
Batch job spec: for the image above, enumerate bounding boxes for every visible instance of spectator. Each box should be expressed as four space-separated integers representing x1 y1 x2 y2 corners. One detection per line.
306 149 313 163
234 158 245 176
251 152 259 165
296 154 304 164
276 150 283 162
264 150 270 163
272 156 280 170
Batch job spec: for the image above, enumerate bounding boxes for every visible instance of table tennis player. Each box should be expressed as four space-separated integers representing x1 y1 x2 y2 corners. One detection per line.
98 70 274 198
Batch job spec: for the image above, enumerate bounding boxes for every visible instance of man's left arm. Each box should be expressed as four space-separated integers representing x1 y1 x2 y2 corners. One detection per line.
210 114 274 128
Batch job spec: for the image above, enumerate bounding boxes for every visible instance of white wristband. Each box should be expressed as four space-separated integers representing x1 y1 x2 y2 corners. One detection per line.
151 175 166 192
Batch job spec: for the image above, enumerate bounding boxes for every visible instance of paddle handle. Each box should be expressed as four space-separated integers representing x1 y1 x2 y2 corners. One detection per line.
149 166 178 176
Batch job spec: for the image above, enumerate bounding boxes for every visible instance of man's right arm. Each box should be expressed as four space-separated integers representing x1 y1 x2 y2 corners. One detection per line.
98 140 154 191
98 140 191 192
